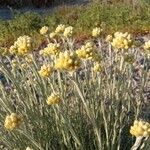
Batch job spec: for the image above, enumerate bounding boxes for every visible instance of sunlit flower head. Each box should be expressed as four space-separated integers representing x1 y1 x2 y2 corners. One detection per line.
55 24 65 34
111 32 132 50
55 51 81 71
38 64 53 77
76 42 99 61
40 26 49 35
4 113 22 130
26 147 34 150
93 62 103 72
130 120 150 137
49 32 57 39
47 93 61 105
63 26 73 38
40 43 60 56
144 40 150 53
92 27 102 38
106 35 113 42
10 36 34 56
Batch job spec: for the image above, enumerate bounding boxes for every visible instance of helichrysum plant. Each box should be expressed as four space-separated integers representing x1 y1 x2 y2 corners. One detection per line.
0 24 149 150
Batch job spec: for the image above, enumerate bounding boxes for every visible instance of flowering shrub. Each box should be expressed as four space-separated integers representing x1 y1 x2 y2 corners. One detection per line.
0 24 149 150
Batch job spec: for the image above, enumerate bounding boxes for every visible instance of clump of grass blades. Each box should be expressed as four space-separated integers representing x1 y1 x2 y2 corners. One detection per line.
0 24 150 150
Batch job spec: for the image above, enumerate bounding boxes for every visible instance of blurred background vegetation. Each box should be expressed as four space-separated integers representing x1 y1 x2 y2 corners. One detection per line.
0 0 149 47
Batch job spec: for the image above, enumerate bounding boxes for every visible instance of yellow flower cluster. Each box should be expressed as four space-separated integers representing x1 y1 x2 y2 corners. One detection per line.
76 42 98 60
130 120 150 137
47 93 61 105
10 36 33 55
92 27 102 38
106 35 113 42
40 43 60 56
49 32 57 39
40 26 49 35
93 62 103 72
144 40 150 52
4 113 22 130
48 24 73 39
55 51 81 71
26 147 33 150
111 32 132 50
38 64 53 77
63 26 73 38
55 24 65 34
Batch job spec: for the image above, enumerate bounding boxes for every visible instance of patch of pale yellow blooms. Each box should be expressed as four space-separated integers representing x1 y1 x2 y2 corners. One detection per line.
93 62 103 73
40 43 60 56
63 26 73 38
106 35 113 42
47 93 61 105
49 32 57 39
40 24 73 38
130 120 150 137
4 113 22 130
55 24 65 34
10 35 34 55
40 26 49 35
144 40 150 53
76 42 98 61
55 51 81 71
111 32 132 50
92 27 102 38
38 64 53 77
26 147 34 150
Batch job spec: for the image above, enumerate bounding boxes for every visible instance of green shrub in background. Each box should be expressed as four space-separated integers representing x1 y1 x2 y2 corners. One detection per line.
0 1 149 47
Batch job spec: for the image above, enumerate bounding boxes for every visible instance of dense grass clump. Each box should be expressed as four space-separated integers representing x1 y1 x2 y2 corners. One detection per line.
0 24 150 149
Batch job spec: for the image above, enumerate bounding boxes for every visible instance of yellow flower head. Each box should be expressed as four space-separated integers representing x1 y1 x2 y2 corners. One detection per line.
40 43 60 56
111 32 132 50
55 51 81 71
4 113 22 130
143 40 150 53
40 26 49 35
76 42 98 61
47 93 61 105
130 120 150 137
92 27 102 38
10 36 34 56
49 32 57 39
55 24 65 34
93 62 103 72
26 147 34 150
38 64 53 77
106 35 113 42
63 26 73 38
